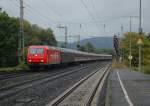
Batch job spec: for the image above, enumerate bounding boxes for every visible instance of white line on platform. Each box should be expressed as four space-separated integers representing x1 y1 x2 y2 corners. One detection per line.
117 70 134 106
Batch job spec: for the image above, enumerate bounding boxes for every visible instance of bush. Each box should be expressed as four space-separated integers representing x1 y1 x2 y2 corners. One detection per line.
16 62 29 70
141 66 150 74
0 62 29 72
112 59 126 68
132 67 138 71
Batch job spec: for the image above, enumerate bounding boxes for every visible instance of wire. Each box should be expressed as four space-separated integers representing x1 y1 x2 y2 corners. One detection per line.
25 7 54 25
81 0 101 33
86 0 103 32
90 0 101 21
57 15 131 25
25 10 50 26
10 0 20 7
24 2 57 24
43 0 65 21
9 0 55 26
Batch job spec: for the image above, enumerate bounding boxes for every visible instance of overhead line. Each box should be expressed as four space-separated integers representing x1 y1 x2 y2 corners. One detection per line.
81 0 95 21
43 0 64 21
24 2 57 24
10 0 20 7
9 0 54 26
90 0 101 21
25 7 53 25
58 15 134 25
25 10 51 26
81 0 101 33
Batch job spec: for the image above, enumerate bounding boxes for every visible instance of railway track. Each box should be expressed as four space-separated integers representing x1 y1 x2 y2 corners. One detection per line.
47 64 111 106
0 64 83 87
0 72 30 80
0 63 99 100
0 68 74 81
0 63 88 81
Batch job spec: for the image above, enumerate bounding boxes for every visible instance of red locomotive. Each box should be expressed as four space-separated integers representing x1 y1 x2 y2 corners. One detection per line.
27 45 112 68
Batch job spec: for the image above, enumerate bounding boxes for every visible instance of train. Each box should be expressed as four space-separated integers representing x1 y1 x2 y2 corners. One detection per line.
27 45 112 68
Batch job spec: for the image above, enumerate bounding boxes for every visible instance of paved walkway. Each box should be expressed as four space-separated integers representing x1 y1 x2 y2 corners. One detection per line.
109 69 150 106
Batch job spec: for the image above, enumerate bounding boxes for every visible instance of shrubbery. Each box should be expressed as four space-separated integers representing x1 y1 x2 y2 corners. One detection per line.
141 66 150 74
120 32 150 74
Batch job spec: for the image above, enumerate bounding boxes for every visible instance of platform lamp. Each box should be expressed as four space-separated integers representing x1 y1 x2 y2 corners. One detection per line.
138 0 143 71
137 38 143 71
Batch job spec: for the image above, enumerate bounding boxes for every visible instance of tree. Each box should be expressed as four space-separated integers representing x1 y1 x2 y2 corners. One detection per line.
85 42 95 52
79 42 95 52
0 10 57 67
94 48 113 55
79 45 86 51
24 24 57 46
147 33 150 40
0 11 19 67
121 32 150 67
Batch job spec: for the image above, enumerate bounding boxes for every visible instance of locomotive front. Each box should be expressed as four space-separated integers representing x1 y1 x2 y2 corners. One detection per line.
27 46 47 65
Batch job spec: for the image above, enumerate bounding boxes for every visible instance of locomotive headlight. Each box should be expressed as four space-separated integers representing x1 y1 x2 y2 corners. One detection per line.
41 60 44 62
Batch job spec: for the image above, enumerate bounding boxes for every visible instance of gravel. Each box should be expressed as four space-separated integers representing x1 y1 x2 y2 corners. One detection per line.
0 65 82 90
0 61 108 106
55 67 105 106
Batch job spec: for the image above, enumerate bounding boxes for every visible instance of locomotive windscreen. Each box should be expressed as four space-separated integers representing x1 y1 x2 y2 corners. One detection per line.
29 48 43 54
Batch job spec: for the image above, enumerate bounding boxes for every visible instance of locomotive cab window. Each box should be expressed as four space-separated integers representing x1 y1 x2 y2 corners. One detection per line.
30 48 44 54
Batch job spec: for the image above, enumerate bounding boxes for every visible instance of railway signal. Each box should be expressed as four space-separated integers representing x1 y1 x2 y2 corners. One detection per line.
113 35 120 61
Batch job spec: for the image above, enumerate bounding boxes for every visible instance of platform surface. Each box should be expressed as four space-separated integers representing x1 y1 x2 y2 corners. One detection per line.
109 69 150 106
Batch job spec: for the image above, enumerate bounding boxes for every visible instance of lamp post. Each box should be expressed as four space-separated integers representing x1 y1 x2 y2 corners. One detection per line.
128 16 138 69
139 0 142 34
122 16 138 69
129 16 132 69
138 0 143 71
137 39 143 71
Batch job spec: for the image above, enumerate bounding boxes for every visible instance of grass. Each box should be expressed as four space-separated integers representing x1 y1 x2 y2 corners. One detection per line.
141 65 150 74
132 67 138 71
0 62 29 72
112 59 150 75
132 66 150 74
112 60 127 68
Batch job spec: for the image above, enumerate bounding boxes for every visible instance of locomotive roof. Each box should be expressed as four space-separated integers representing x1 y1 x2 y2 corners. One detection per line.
29 45 112 57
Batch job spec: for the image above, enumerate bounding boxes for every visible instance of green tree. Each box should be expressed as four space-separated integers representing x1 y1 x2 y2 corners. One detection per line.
0 10 57 67
94 48 113 55
24 24 57 46
79 42 95 52
79 45 86 51
121 32 150 67
0 11 19 67
85 42 95 52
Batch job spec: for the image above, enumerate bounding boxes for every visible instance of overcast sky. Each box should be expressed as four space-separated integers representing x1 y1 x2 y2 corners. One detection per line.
0 0 150 42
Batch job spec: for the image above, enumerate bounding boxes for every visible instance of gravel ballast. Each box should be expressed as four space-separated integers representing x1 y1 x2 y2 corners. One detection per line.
0 62 108 106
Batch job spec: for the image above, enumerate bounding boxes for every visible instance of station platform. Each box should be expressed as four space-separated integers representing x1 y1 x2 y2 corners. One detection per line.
107 69 150 106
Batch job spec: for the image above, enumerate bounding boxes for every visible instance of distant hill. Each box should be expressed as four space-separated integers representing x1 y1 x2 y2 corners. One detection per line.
66 37 113 49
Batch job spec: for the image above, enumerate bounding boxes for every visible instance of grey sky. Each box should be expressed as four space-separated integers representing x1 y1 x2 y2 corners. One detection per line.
0 0 150 42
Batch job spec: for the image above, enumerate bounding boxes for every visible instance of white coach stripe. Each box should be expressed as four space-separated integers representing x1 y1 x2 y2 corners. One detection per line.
117 70 134 106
